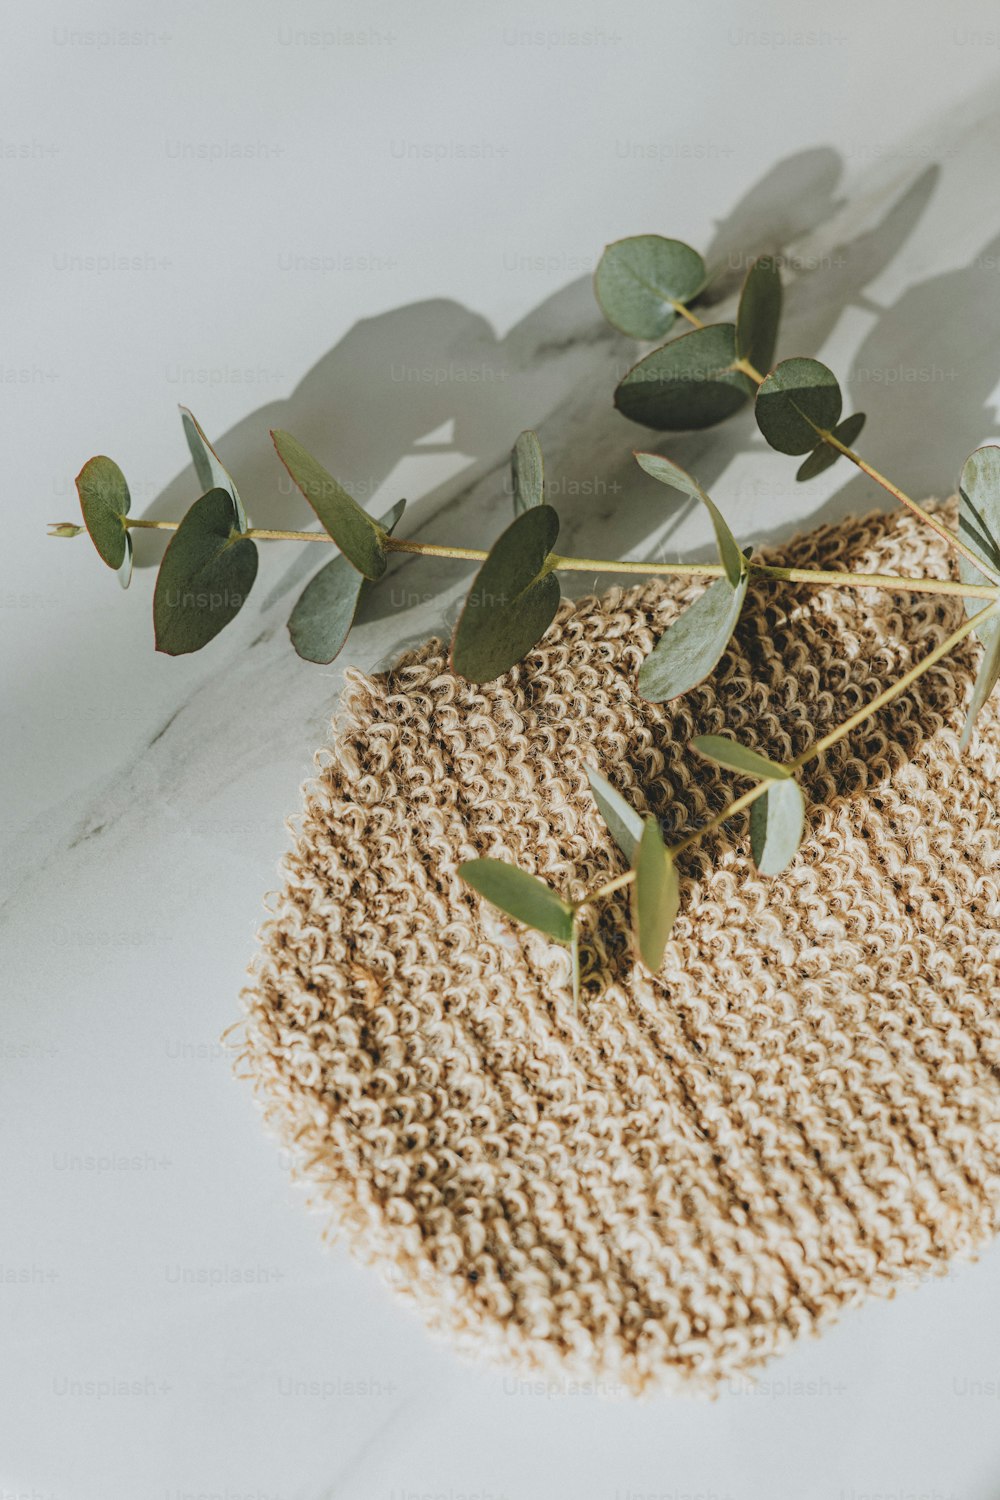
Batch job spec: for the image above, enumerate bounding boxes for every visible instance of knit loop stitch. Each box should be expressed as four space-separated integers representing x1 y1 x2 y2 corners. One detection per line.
241 501 1000 1395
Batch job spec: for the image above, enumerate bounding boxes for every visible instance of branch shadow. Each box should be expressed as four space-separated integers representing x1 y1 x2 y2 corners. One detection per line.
133 143 936 658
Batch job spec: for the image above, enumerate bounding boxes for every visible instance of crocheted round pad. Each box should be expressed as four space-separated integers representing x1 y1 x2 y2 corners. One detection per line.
242 503 1000 1395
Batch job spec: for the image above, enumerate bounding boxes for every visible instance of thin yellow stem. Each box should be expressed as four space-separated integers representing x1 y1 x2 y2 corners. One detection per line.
119 517 997 599
574 870 635 909
583 599 995 896
671 300 705 330
820 431 999 585
384 537 488 563
732 355 765 384
674 599 995 857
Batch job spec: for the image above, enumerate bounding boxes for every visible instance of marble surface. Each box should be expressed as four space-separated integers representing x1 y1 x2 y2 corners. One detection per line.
5 5 1000 1497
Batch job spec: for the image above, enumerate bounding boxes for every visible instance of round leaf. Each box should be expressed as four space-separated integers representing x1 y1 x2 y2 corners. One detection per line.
511 430 544 515
595 235 706 341
153 488 258 656
632 817 679 972
271 429 388 581
754 357 843 455
451 505 561 683
615 323 754 431
459 858 574 944
586 765 644 864
75 455 131 570
635 451 743 587
795 412 867 481
736 255 782 374
180 406 247 530
692 734 789 780
288 500 406 665
749 778 805 875
637 571 749 703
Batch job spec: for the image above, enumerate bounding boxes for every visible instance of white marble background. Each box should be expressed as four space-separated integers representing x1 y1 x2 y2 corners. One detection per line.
4 3 1000 1497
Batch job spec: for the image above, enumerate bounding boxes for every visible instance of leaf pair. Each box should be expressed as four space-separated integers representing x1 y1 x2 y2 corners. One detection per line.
604 247 781 432
451 501 561 683
586 767 677 970
152 408 262 654
693 735 805 875
957 445 1000 747
75 407 257 629
632 453 749 703
459 789 679 991
753 356 866 479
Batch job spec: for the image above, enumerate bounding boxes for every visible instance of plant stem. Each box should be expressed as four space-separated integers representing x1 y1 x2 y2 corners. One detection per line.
669 304 990 584
575 870 635 908
819 431 998 584
584 599 996 896
671 301 705 331
118 517 998 600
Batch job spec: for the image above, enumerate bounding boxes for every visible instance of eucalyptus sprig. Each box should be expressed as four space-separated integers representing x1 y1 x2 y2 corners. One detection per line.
52 231 1000 1003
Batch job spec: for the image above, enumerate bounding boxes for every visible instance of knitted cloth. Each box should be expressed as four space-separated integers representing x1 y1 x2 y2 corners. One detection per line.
241 501 1000 1395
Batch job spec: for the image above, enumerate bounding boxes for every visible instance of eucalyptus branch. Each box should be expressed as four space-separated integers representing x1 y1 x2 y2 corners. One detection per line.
52 514 999 600
55 234 1000 1004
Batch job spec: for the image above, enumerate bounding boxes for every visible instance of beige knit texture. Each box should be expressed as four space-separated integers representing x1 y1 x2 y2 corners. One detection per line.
241 501 1000 1395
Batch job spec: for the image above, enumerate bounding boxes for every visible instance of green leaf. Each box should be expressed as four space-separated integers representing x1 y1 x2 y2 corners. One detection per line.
692 734 790 780
754 357 843 455
511 430 544 515
594 235 706 341
638 571 749 703
749 778 805 875
796 412 867 481
180 406 247 530
271 429 388 581
117 531 133 590
736 255 782 374
288 500 406 665
960 632 1000 750
451 505 561 683
586 765 644 863
615 323 754 431
153 488 258 656
458 858 575 944
957 446 1000 744
632 817 679 972
634 451 744 587
958 446 1000 605
75 456 131 571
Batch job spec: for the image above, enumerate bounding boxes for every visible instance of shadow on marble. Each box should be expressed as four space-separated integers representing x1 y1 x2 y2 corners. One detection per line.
131 144 945 645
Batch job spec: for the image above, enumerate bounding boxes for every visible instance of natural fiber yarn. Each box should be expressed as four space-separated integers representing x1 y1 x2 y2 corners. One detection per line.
240 500 1000 1395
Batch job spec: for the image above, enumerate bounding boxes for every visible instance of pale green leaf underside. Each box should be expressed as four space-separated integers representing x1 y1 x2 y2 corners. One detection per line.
586 765 644 863
180 406 247 531
511 430 544 515
634 451 743 587
750 778 805 875
692 734 789 781
632 817 679 971
638 572 749 703
459 858 575 944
